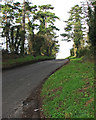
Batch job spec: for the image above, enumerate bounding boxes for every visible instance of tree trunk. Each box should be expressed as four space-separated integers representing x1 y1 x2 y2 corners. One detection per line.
6 37 8 51
73 43 77 57
21 0 25 54
5 6 8 51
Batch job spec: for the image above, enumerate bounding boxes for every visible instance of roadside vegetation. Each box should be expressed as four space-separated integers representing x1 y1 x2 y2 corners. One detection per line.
40 1 95 118
1 1 59 66
61 1 96 59
2 54 54 69
1 0 59 69
40 57 94 118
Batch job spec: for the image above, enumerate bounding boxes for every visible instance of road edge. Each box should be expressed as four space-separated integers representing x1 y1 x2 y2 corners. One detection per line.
20 59 70 118
2 58 55 71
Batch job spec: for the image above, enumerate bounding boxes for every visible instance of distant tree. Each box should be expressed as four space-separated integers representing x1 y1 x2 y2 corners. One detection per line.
61 5 85 57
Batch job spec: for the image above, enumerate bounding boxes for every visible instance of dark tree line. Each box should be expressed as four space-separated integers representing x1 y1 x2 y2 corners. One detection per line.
1 0 59 57
87 1 96 56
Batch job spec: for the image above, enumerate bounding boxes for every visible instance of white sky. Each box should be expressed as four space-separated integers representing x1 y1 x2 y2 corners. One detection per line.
0 0 83 58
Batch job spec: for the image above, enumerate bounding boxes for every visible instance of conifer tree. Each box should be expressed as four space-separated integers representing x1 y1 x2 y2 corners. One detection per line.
61 5 84 57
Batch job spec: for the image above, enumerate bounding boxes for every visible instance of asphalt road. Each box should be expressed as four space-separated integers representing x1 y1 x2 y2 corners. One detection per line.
2 59 69 118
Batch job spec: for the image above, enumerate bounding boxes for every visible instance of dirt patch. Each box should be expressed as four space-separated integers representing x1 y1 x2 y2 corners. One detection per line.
21 87 41 118
48 86 62 96
83 78 89 81
79 86 91 92
85 98 94 107
52 86 62 93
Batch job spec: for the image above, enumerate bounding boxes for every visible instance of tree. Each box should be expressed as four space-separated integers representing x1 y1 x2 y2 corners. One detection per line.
1 2 13 50
20 0 25 54
81 1 96 57
27 4 59 56
1 1 59 57
87 1 96 55
61 5 85 57
34 4 59 56
25 2 38 55
1 1 24 53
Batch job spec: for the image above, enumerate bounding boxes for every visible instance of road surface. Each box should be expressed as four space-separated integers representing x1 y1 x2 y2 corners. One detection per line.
2 59 69 118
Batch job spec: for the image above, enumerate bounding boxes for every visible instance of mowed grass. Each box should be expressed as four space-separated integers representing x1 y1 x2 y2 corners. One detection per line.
41 57 94 118
2 55 55 68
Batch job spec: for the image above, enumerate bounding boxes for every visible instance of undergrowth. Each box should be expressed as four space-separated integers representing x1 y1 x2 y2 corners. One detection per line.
2 55 55 68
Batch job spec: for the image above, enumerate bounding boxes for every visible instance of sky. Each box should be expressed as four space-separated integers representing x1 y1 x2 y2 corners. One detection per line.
0 0 83 58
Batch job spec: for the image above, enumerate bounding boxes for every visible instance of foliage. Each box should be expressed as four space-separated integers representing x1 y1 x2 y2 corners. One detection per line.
80 0 96 59
1 2 23 53
70 48 74 56
2 54 55 69
87 1 96 56
61 5 85 57
1 1 59 57
77 47 90 58
70 47 91 58
41 57 94 118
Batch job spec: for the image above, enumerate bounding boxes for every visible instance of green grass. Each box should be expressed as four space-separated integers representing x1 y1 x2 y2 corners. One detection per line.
2 55 55 68
41 57 94 118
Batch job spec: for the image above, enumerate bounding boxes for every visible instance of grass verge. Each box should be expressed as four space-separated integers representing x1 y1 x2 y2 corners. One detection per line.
40 57 94 118
2 55 55 69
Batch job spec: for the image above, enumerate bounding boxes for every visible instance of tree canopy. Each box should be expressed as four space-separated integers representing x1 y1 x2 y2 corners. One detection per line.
1 1 60 57
61 5 86 57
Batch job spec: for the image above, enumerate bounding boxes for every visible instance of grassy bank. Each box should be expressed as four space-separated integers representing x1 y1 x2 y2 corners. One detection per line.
2 54 55 69
40 57 94 118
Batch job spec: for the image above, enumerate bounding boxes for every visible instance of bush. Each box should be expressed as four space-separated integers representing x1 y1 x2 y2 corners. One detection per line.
70 47 92 58
70 48 74 56
78 47 90 57
2 49 9 54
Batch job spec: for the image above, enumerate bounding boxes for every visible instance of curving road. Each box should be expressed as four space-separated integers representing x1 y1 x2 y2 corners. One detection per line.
2 59 69 118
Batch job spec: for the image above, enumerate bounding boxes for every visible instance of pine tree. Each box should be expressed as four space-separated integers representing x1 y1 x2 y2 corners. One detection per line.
61 5 84 57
